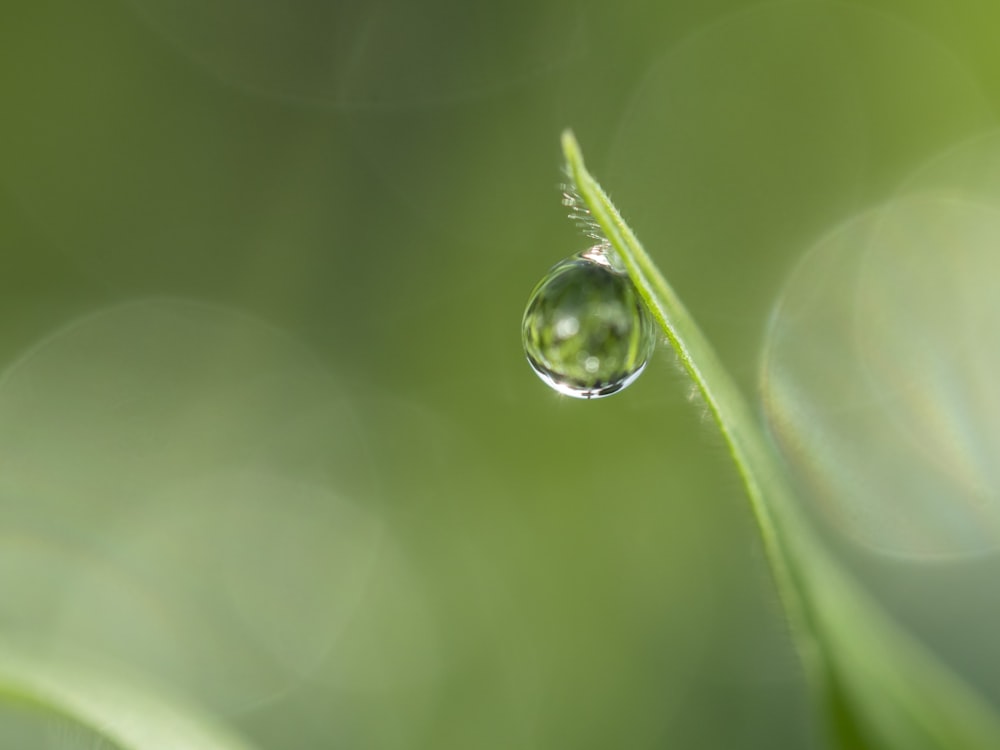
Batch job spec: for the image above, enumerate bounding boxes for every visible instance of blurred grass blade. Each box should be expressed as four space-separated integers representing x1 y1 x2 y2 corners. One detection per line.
561 129 1000 750
0 644 257 750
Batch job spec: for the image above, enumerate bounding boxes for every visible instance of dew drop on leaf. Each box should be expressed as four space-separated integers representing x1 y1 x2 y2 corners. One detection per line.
521 247 655 399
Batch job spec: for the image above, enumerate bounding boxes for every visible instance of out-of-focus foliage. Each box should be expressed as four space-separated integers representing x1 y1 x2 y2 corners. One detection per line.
3 1 1000 747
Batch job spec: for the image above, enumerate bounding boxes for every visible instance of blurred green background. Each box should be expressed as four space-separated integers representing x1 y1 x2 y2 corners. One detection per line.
3 0 1000 747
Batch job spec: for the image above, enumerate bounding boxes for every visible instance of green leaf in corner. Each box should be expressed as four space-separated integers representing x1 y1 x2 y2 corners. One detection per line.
0 644 257 750
560 129 1000 750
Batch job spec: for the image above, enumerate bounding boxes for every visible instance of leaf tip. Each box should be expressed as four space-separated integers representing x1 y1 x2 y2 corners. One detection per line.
560 129 583 171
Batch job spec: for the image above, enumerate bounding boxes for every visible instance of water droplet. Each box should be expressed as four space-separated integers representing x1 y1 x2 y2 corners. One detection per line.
522 248 655 399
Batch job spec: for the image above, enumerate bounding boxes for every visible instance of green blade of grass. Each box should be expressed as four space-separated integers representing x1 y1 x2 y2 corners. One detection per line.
0 644 258 750
561 129 1000 750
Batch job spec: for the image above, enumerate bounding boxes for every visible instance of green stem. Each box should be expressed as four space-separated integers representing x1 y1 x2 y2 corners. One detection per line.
562 128 817 664
561 129 1000 750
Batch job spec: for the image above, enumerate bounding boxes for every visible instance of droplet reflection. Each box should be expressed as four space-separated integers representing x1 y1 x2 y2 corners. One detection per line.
522 248 655 399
